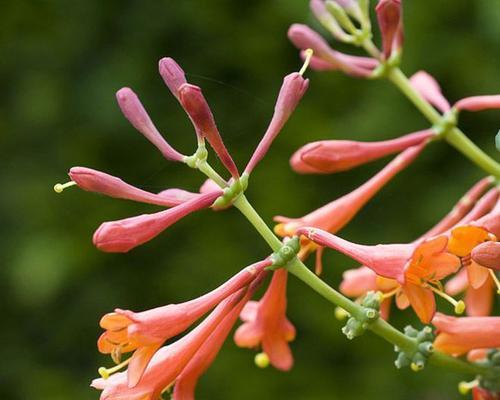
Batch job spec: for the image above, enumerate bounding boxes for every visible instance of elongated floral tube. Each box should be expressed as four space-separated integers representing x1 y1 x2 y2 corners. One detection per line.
93 190 221 253
178 83 239 177
69 167 186 207
409 71 451 113
421 177 494 238
276 143 426 237
473 197 500 237
158 57 187 99
244 72 309 174
471 241 500 270
455 188 499 227
290 129 433 174
455 95 500 112
296 227 412 280
432 313 500 355
116 88 184 161
92 291 245 399
299 50 377 73
376 0 403 59
288 24 376 77
172 272 266 400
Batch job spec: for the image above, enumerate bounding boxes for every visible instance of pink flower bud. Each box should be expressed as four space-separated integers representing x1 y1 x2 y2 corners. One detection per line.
245 72 309 174
69 167 186 207
178 83 239 178
376 0 403 59
158 57 187 98
409 71 450 113
93 190 221 253
455 95 500 112
116 88 184 161
290 129 433 174
471 241 500 270
288 24 376 77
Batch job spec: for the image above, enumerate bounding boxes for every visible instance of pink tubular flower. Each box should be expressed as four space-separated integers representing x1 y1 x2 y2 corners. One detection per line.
409 71 451 113
234 269 296 371
275 144 426 258
432 313 500 356
93 190 221 253
98 260 269 386
116 88 184 161
299 228 460 323
69 167 188 207
472 387 500 400
472 241 500 270
158 57 239 178
290 129 433 174
287 24 378 77
244 72 309 174
455 95 500 112
92 291 245 400
172 274 265 400
376 0 403 59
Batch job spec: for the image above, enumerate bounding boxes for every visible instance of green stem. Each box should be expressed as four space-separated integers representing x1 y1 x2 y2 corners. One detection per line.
194 161 496 379
387 67 500 178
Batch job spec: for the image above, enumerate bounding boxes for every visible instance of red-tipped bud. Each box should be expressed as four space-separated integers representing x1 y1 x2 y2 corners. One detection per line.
158 57 187 98
471 241 500 270
245 72 309 174
93 190 221 253
178 83 239 177
290 129 433 174
455 95 500 112
376 0 403 59
116 88 184 161
409 71 450 113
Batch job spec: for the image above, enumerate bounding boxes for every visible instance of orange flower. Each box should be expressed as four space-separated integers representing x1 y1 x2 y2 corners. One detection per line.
234 269 296 370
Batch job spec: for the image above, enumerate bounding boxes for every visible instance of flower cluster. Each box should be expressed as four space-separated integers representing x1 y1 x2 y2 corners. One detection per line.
56 0 500 398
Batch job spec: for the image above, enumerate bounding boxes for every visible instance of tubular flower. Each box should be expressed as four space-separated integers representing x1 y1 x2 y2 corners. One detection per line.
275 143 426 263
234 269 296 371
298 227 460 323
472 387 500 400
97 260 270 387
376 0 403 59
472 241 500 271
92 291 246 400
432 313 500 356
290 129 433 174
287 24 378 77
339 266 398 320
172 275 265 400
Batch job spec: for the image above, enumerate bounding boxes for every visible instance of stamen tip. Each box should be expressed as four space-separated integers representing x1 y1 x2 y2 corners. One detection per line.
254 352 270 368
98 367 110 380
299 49 314 76
54 181 76 193
454 300 466 315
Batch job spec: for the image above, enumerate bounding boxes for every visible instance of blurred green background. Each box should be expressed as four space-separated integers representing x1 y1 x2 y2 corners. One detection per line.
1 0 499 399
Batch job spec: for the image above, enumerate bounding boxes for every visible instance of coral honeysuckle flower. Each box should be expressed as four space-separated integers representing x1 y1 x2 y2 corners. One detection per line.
454 95 500 113
172 274 265 400
275 144 426 268
432 313 500 356
445 268 494 316
92 290 246 400
298 227 461 323
287 24 378 77
234 269 296 371
376 0 403 59
98 260 270 387
339 266 398 319
289 129 433 174
472 387 500 400
409 71 451 113
472 241 500 271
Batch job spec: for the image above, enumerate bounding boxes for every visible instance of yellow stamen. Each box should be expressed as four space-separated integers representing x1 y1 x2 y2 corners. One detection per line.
254 352 270 368
410 362 424 372
299 49 314 76
381 287 400 300
98 358 131 379
54 181 76 193
489 269 500 295
458 379 479 395
334 306 350 320
427 284 465 315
